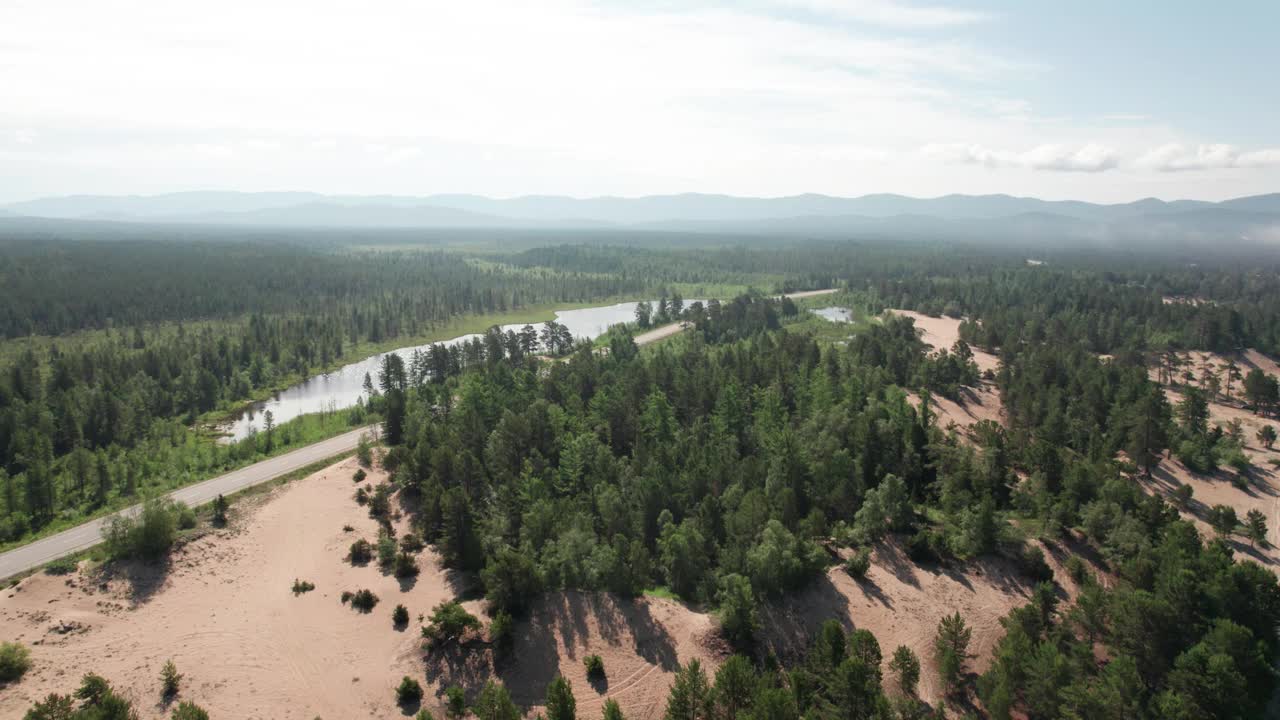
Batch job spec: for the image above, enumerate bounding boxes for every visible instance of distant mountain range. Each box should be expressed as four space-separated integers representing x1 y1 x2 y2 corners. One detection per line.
4 190 1280 247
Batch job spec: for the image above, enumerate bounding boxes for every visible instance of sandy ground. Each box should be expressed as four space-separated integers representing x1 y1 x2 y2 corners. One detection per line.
0 458 722 720
1136 384 1280 570
758 538 1068 706
887 310 1000 375
889 309 1005 434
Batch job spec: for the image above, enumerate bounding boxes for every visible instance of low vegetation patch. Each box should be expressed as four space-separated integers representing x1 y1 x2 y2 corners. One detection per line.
0 641 32 683
291 579 316 595
396 676 424 705
349 588 379 612
349 538 373 564
422 600 480 647
393 603 410 627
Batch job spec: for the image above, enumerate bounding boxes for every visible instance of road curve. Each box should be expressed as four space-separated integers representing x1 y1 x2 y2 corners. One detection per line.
0 426 376 580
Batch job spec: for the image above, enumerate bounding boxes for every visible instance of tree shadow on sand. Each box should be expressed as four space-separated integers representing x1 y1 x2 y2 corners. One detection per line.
91 556 172 607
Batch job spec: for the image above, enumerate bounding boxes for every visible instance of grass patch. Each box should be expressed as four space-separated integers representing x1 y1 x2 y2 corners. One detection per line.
643 586 680 601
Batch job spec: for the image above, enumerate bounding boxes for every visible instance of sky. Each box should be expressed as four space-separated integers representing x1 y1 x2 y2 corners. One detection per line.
1 0 1278 204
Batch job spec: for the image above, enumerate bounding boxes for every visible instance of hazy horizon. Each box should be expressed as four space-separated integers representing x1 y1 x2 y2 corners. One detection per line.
3 1 1279 204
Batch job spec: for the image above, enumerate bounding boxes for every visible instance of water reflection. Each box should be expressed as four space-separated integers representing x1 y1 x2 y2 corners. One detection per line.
812 306 854 323
221 300 685 440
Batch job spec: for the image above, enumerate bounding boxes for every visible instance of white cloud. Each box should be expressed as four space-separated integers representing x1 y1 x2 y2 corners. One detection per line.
921 142 1119 172
773 0 989 27
1137 143 1280 172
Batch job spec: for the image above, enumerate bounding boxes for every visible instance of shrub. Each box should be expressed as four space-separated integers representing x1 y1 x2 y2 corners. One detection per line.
584 654 605 680
394 552 420 578
353 468 367 483
490 611 515 654
393 604 410 627
845 548 872 579
1065 556 1090 586
44 557 78 576
161 659 182 697
292 579 316 595
351 589 379 612
399 533 425 553
176 504 197 530
342 524 355 532
341 590 354 604
1020 545 1054 584
396 676 424 705
349 538 373 564
355 487 370 505
211 494 229 526
445 686 467 719
0 641 31 682
378 533 398 569
105 497 180 561
906 528 944 564
172 701 211 720
423 600 481 646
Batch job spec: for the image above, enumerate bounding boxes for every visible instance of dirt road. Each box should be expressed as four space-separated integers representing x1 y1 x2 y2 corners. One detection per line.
0 426 375 580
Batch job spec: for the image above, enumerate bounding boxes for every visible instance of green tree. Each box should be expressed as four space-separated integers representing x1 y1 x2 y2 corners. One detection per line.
474 681 521 720
665 660 712 720
545 675 577 720
422 601 481 647
888 645 920 696
172 701 210 720
1257 424 1277 449
1245 509 1268 547
935 612 972 693
1207 504 1239 539
602 698 626 720
716 573 759 649
161 659 182 697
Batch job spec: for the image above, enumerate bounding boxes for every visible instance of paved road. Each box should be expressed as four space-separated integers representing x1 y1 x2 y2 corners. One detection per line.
0 426 375 580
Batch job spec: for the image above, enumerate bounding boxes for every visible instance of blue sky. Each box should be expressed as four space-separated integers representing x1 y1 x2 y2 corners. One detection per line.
1 0 1277 203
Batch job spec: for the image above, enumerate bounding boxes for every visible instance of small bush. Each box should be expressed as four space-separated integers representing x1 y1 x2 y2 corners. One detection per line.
394 552 420 578
44 557 78 576
351 589 379 612
161 659 182 697
349 538 373 564
844 548 872 579
906 528 944 564
105 497 180 562
292 579 316 595
355 487 370 505
423 600 481 646
1020 545 1054 584
399 533 425 553
396 676 424 705
342 524 355 532
1065 556 1090 586
353 468 367 483
176 504 197 530
490 611 514 655
172 701 211 720
340 590 354 604
377 533 398 569
393 604 410 627
0 641 32 682
211 494 229 526
584 654 605 679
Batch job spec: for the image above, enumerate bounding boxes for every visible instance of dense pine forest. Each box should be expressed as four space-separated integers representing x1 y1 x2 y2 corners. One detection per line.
4 228 1280 719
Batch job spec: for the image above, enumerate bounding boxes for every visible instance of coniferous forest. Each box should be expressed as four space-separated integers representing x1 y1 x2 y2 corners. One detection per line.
4 227 1280 720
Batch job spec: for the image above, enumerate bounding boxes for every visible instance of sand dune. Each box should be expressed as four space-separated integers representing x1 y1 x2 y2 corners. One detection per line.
888 309 1000 375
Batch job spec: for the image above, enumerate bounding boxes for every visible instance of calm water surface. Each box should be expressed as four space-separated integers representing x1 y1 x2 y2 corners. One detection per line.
812 306 855 323
221 300 687 440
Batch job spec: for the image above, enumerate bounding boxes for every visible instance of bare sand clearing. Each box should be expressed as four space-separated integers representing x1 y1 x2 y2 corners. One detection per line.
0 458 720 720
887 309 999 375
759 540 1036 705
433 592 720 720
1135 385 1280 570
1152 349 1280 388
